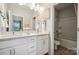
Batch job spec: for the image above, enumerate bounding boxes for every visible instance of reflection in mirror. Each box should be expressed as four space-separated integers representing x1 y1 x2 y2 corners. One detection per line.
0 10 9 32
12 15 23 31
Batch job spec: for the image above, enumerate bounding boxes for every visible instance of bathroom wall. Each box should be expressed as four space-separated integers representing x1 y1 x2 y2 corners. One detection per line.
0 4 2 10
58 5 77 41
37 8 50 20
54 9 59 39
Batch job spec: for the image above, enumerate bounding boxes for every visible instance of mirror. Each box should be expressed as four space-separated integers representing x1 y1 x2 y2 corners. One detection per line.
12 15 23 31
0 3 50 34
0 3 33 33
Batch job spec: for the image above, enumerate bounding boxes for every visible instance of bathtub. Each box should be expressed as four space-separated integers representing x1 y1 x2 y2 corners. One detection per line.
60 39 77 51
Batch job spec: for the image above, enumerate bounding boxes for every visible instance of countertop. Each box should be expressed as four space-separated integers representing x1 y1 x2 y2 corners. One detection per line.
0 32 49 40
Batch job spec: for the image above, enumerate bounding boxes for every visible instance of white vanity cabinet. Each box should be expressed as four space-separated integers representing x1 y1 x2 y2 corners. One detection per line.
0 37 28 55
0 34 49 55
0 44 28 55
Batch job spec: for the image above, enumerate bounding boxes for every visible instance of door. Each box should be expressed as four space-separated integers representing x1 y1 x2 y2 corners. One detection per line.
14 44 28 55
37 39 44 55
0 48 11 55
43 38 49 54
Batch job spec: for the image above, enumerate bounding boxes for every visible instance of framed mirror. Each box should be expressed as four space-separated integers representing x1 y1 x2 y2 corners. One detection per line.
12 15 23 31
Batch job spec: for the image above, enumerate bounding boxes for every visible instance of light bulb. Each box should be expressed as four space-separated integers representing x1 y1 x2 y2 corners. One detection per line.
34 8 38 11
32 3 35 8
30 3 36 10
34 4 40 11
39 7 44 12
36 4 40 10
38 7 45 14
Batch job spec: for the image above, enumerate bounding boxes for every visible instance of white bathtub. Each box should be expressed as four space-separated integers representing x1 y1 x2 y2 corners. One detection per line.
60 39 77 51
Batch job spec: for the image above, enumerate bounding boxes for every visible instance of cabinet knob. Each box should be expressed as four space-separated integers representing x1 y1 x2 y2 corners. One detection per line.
10 49 11 55
43 40 45 44
30 46 34 48
31 39 34 40
14 49 15 55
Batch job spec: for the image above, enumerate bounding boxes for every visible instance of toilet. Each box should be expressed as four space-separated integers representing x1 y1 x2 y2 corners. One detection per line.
54 39 60 50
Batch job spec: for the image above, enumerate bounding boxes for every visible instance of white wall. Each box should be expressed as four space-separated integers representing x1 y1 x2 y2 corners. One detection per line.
54 9 59 38
77 3 79 55
37 8 50 20
58 5 77 41
54 4 77 41
0 4 2 10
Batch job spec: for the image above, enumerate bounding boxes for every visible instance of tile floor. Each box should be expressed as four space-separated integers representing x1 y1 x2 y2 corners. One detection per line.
54 45 77 55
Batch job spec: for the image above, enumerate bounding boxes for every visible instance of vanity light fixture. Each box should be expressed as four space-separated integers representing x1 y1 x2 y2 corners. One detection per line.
34 4 40 11
31 4 45 13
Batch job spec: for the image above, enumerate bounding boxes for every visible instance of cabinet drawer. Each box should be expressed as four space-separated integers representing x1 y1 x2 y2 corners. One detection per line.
37 40 43 46
37 35 49 40
12 38 27 45
0 38 27 49
28 37 36 43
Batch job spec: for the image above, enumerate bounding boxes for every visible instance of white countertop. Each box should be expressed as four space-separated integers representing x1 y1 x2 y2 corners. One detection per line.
0 32 49 40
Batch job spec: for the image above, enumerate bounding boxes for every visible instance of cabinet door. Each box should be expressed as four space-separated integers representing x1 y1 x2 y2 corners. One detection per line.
43 38 49 54
0 48 10 55
37 39 49 55
37 35 49 55
14 44 28 55
37 39 44 55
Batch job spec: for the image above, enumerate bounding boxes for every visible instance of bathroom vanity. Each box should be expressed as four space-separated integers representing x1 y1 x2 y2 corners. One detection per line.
0 32 49 55
0 3 50 55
